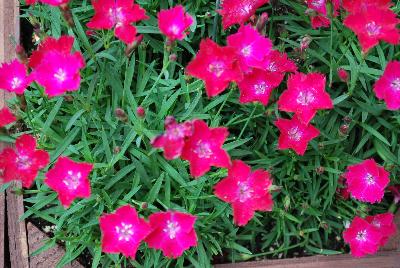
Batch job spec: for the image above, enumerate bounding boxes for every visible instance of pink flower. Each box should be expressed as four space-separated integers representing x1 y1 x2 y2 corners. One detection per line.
0 107 16 127
262 50 297 74
214 160 273 226
277 72 333 124
306 0 340 29
44 157 93 208
145 211 197 258
344 159 390 203
0 59 31 94
344 8 400 53
26 0 69 6
158 5 193 41
343 216 381 258
29 36 85 97
152 116 193 160
338 68 349 82
237 69 284 105
343 0 393 14
181 120 231 177
0 134 49 187
365 212 397 247
218 0 270 29
373 61 400 110
186 39 242 97
227 25 273 72
87 0 148 44
310 15 331 29
31 51 85 97
100 205 151 258
29 36 75 68
275 116 320 155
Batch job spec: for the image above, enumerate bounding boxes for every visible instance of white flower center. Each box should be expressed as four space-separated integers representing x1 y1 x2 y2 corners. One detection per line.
11 77 22 89
194 141 213 159
365 22 381 36
254 81 269 95
62 170 82 190
54 68 67 82
311 0 325 8
288 127 302 141
16 154 32 170
115 222 134 241
169 24 180 35
237 181 253 202
208 62 225 77
391 78 400 91
356 230 367 242
267 62 278 72
365 173 375 185
166 125 185 140
163 220 181 239
296 91 315 106
241 4 252 15
372 219 381 228
241 45 252 57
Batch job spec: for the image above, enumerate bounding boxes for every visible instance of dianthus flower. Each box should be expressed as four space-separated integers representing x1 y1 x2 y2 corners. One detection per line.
100 205 151 258
0 59 31 94
343 216 381 258
344 159 390 203
186 39 242 97
25 0 69 6
218 0 270 29
277 72 333 124
158 5 193 41
227 24 273 72
0 107 16 127
365 212 397 247
87 0 148 44
44 157 93 208
152 116 193 160
275 116 320 155
373 61 400 110
0 134 49 187
145 211 197 258
214 160 273 226
181 120 231 177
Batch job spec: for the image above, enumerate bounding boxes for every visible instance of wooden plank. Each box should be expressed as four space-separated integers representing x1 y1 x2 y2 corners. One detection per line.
27 223 84 268
0 0 30 267
215 251 400 268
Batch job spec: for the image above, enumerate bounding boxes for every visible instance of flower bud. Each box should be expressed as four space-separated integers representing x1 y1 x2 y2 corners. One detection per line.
337 68 349 82
169 53 177 62
136 106 145 118
114 108 128 122
256 12 269 33
300 35 312 51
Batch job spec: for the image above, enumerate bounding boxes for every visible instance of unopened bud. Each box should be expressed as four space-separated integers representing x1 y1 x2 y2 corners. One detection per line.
256 12 269 33
337 68 349 82
114 108 128 122
125 35 144 56
169 53 177 62
136 106 145 118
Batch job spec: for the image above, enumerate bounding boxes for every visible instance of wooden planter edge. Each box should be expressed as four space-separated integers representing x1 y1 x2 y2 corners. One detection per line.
0 1 399 267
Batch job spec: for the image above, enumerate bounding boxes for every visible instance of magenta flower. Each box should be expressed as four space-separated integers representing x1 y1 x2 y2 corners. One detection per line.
44 157 93 208
26 0 69 6
343 0 393 14
100 205 151 258
365 212 397 247
344 8 400 53
218 0 270 29
306 0 340 29
214 160 273 226
338 68 349 82
344 159 390 203
277 72 333 124
29 36 85 97
145 211 197 258
181 120 231 177
87 0 148 44
237 69 284 105
310 15 330 29
152 116 193 160
158 5 193 41
31 52 85 97
186 39 242 97
343 216 381 258
373 61 400 110
227 24 273 72
275 116 320 155
0 134 49 188
0 59 31 94
0 107 16 127
262 50 297 74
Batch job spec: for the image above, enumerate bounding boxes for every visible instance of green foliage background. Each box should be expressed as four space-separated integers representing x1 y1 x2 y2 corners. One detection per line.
2 0 399 267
